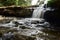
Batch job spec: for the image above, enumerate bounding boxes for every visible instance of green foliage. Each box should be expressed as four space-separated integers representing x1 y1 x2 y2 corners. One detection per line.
17 0 31 6
0 0 15 6
47 0 60 8
0 0 31 6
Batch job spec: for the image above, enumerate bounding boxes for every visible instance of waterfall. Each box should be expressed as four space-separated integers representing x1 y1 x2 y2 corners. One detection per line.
32 0 49 18
31 0 39 5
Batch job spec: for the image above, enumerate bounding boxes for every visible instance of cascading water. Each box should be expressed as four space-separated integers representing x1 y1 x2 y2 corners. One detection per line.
32 0 49 18
0 0 53 40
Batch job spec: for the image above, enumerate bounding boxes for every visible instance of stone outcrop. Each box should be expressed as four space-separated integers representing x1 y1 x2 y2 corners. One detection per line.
0 6 34 17
44 1 60 30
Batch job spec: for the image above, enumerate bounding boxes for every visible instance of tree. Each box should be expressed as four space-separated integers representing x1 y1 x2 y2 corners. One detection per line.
0 0 31 6
17 0 31 6
0 0 15 6
47 0 60 8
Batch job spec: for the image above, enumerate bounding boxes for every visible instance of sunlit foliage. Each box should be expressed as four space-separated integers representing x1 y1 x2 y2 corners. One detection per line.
0 0 31 6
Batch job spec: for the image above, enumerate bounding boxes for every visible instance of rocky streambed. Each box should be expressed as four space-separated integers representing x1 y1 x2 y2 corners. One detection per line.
0 17 60 40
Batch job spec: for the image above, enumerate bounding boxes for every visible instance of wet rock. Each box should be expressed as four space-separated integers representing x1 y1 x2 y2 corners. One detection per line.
44 7 60 30
14 34 36 40
0 18 50 29
19 26 30 29
2 32 14 40
0 7 33 17
0 17 59 40
0 18 56 40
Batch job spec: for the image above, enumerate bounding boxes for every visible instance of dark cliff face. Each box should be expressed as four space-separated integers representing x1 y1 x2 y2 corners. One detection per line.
44 8 60 26
0 7 33 18
44 1 60 30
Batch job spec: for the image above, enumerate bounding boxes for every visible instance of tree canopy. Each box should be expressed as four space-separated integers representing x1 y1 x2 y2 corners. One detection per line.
0 0 31 6
0 0 59 7
47 0 60 8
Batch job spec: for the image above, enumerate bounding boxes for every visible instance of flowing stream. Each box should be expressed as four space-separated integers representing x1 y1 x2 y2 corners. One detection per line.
0 0 60 40
32 0 49 18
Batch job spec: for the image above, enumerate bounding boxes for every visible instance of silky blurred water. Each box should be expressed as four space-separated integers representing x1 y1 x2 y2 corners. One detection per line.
0 17 60 40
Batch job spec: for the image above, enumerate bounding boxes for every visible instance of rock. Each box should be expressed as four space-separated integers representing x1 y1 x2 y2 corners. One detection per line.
2 32 14 40
44 7 60 30
14 34 36 40
0 7 33 17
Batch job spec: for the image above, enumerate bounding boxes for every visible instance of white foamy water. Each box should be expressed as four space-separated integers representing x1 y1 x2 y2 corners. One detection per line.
31 0 39 5
32 0 49 18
